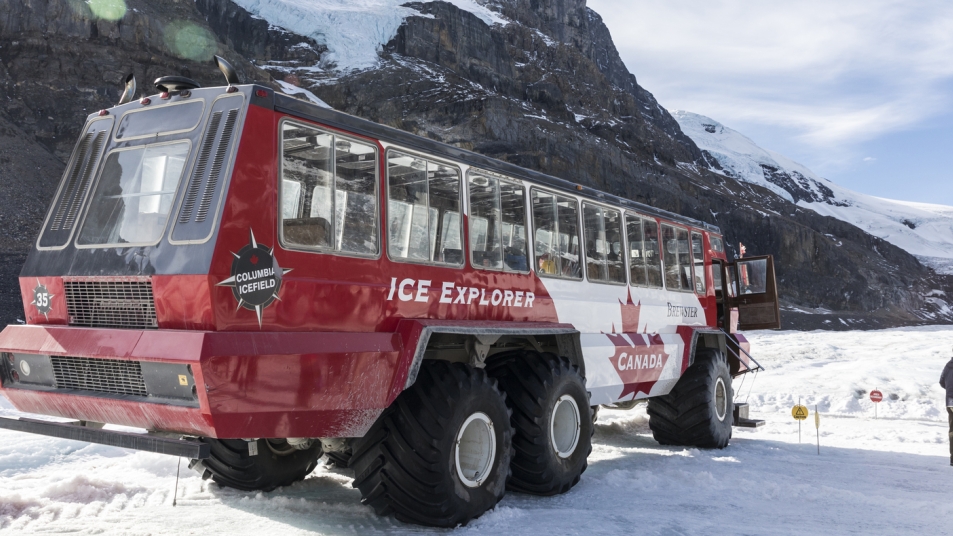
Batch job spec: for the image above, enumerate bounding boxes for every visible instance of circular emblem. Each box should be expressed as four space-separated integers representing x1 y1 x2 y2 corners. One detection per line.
19 360 31 377
216 229 291 326
31 282 52 318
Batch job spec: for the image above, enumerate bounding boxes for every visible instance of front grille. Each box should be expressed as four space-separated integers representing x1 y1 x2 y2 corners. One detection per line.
64 279 157 329
51 356 148 397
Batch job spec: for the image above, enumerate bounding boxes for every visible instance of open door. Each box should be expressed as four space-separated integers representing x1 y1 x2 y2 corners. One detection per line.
725 255 780 330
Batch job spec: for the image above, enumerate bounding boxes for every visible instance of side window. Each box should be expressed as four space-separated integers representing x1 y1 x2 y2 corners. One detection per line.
583 203 625 284
387 151 463 265
532 189 582 279
468 172 528 272
662 224 683 290
500 181 529 272
627 213 662 288
280 122 378 255
643 219 663 288
677 228 692 291
626 214 647 286
691 232 707 294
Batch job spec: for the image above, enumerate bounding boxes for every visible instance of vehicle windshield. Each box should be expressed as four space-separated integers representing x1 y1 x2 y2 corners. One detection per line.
77 141 190 246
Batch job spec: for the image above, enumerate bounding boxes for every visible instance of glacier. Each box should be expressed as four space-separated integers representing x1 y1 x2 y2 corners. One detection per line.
229 0 506 72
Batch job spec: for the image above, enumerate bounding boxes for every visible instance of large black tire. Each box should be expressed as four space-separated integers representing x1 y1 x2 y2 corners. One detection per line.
486 351 593 495
647 349 733 449
349 360 514 527
194 438 322 491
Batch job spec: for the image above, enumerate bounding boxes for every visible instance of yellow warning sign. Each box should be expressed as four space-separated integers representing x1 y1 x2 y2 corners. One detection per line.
792 404 809 420
815 409 820 428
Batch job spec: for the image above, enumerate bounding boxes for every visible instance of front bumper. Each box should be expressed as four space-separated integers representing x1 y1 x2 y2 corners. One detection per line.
0 325 401 439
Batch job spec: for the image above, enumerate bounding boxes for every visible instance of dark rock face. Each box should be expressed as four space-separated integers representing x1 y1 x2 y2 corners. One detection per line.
760 165 849 207
0 0 950 329
0 0 269 160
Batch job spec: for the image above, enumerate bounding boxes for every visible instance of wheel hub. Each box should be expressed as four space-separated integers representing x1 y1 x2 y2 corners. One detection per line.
550 394 581 458
714 377 728 422
455 412 496 487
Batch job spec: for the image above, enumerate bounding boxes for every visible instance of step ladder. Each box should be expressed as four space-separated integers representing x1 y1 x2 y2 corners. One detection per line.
733 402 765 428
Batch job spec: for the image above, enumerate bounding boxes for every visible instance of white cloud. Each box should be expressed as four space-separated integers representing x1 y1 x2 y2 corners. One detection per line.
588 0 953 151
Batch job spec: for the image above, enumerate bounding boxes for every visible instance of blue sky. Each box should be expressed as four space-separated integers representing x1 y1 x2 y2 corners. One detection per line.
588 0 953 206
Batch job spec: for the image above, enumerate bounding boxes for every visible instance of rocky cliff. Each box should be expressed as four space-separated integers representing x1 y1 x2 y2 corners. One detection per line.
0 0 949 329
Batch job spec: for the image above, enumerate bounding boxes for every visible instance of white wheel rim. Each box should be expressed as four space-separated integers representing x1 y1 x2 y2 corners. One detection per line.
714 377 728 421
550 394 581 458
455 412 496 488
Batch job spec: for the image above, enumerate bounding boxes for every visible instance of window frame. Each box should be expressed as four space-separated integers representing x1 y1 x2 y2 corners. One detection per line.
384 146 465 268
466 168 531 274
167 93 246 247
38 115 115 251
277 118 382 259
581 201 627 286
625 211 665 290
530 186 584 281
113 99 207 142
74 138 194 249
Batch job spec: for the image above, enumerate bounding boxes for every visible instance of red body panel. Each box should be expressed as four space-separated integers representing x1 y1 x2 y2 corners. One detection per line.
0 324 401 437
153 275 216 330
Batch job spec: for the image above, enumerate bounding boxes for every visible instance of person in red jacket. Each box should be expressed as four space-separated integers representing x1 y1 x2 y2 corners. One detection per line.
940 352 953 466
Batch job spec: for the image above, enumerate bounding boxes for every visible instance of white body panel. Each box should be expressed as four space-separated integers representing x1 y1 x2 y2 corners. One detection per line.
543 279 706 405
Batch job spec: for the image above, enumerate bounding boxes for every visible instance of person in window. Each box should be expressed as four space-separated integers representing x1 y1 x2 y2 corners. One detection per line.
504 247 527 272
481 248 501 269
537 252 557 275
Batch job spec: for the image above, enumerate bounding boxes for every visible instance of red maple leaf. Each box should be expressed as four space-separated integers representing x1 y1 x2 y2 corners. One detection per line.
606 288 671 399
250 254 259 265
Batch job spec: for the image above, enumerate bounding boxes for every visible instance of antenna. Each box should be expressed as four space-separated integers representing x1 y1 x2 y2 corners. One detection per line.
214 55 241 86
117 73 137 105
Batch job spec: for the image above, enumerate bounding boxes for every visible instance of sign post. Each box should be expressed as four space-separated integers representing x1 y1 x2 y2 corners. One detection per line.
870 390 883 419
814 405 820 454
792 398 809 444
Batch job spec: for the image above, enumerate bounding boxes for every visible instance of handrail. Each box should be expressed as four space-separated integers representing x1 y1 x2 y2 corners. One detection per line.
719 328 765 372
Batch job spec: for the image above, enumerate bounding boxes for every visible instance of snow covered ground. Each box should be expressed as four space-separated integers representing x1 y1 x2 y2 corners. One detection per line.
674 111 953 274
2 327 953 534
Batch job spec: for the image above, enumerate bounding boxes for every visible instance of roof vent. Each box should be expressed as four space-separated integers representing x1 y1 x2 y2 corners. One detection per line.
154 76 201 92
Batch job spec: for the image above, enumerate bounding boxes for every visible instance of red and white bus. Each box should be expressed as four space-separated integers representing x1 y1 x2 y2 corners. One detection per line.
0 62 778 527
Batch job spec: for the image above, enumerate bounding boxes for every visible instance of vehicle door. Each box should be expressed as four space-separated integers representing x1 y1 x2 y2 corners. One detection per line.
724 255 780 330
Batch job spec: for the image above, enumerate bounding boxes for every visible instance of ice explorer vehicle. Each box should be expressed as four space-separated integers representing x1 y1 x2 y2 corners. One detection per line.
0 59 778 527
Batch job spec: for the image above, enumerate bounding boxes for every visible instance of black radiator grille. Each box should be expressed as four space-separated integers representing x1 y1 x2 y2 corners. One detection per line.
51 356 148 397
64 280 158 329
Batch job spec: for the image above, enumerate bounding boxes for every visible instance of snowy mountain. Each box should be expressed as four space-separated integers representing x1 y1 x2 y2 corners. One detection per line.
674 111 953 275
1 0 951 327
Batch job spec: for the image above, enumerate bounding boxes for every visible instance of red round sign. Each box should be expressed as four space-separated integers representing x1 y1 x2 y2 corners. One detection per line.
870 390 883 403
